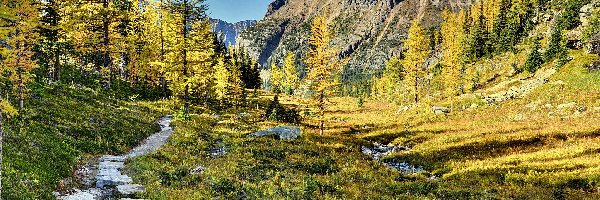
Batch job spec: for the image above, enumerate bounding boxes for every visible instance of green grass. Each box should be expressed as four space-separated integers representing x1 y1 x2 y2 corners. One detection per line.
126 99 444 199
3 83 169 199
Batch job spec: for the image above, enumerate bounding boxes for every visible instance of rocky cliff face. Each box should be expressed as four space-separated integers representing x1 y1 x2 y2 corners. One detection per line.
238 0 472 79
210 19 257 46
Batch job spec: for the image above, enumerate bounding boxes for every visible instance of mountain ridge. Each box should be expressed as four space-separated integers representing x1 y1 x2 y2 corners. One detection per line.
210 18 257 46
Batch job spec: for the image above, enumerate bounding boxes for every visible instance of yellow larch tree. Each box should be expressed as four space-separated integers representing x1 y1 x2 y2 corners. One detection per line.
403 19 430 104
0 0 40 109
270 62 284 93
305 15 342 135
441 10 467 112
165 0 212 113
282 52 299 94
213 55 229 101
372 57 403 100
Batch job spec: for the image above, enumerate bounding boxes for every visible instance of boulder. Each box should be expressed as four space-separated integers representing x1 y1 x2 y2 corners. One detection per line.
588 33 600 55
249 126 301 140
432 106 450 114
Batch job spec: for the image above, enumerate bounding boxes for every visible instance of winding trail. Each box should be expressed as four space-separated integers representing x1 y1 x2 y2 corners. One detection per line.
57 116 174 200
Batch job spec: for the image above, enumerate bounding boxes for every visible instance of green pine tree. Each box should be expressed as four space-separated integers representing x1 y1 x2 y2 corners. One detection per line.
524 37 544 73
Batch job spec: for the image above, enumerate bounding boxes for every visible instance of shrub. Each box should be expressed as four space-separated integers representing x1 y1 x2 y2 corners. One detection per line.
557 0 592 30
524 38 544 73
264 95 301 123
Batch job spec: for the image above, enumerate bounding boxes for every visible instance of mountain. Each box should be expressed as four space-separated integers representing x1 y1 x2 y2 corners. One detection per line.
237 0 471 78
210 19 257 46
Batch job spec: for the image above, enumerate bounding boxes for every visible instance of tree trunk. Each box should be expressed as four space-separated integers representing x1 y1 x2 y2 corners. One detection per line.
0 90 4 198
450 95 453 113
160 0 167 99
48 64 54 83
161 75 167 98
414 74 418 104
54 46 61 81
18 72 23 109
103 0 111 88
319 92 324 135
182 3 189 114
0 110 3 198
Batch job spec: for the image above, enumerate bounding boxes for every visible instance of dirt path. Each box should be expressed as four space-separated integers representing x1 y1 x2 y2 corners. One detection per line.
56 116 174 200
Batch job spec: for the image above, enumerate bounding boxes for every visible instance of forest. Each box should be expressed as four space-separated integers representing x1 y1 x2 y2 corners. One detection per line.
1 0 600 199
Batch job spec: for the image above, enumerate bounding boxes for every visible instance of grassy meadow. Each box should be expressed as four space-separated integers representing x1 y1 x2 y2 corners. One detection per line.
121 49 600 199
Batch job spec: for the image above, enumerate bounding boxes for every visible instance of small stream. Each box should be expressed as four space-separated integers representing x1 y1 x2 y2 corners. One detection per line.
361 142 424 174
56 115 174 200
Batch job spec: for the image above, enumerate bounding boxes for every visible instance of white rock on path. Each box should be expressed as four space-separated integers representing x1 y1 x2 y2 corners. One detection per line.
117 184 146 195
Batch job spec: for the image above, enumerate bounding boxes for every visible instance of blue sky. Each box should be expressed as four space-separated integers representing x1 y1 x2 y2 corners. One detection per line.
205 0 272 23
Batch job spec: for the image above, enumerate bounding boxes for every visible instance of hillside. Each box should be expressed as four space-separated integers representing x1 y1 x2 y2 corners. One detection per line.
237 0 469 79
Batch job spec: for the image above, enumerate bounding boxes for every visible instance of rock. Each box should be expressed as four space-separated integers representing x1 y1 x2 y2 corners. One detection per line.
432 106 450 114
526 101 542 109
249 126 301 140
190 166 205 175
577 106 588 112
544 104 554 109
99 161 124 170
209 146 227 156
483 68 556 104
59 188 105 200
550 80 566 85
589 61 600 71
61 190 96 200
238 112 249 117
362 142 408 161
383 161 424 174
101 155 125 162
396 106 410 114
96 174 132 188
587 33 600 52
469 103 479 109
557 102 577 109
513 114 525 121
116 184 145 196
362 142 420 174
210 19 257 46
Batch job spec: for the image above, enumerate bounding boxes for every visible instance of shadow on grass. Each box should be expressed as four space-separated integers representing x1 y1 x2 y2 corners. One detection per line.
391 136 546 168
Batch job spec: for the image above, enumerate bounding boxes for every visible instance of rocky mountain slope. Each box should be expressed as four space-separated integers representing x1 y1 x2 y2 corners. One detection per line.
237 0 471 78
210 19 257 46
